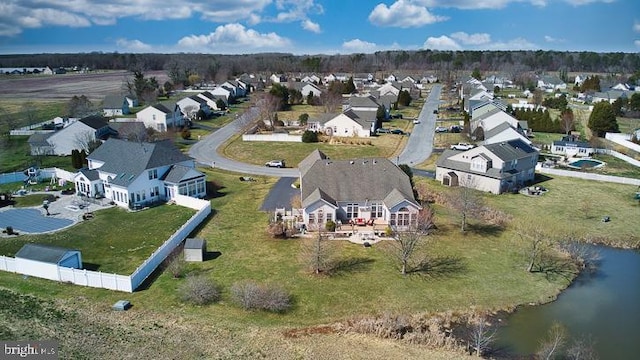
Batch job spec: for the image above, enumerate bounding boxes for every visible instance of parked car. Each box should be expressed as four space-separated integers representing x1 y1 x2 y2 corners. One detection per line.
413 119 421 124
449 125 462 133
376 128 391 134
265 159 285 168
433 109 438 114
390 129 405 135
435 126 448 133
390 113 403 119
450 143 475 151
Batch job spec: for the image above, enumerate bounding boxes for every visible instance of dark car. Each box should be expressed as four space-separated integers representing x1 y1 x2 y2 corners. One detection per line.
390 113 403 119
433 109 439 114
390 129 405 135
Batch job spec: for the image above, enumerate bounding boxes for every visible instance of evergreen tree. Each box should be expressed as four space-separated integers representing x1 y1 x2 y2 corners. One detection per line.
345 77 356 94
397 90 412 106
588 101 619 137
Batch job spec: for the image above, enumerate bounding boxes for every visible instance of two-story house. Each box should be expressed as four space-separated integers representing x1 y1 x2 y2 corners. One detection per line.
74 138 206 209
135 103 184 132
436 139 539 194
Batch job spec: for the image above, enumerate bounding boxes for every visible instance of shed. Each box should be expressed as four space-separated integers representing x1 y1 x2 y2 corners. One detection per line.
184 238 206 262
15 243 82 281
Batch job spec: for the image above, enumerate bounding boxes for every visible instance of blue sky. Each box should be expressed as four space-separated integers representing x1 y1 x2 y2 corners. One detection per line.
1 0 638 55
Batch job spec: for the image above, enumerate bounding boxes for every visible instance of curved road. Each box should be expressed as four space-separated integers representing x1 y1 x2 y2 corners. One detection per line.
189 85 442 177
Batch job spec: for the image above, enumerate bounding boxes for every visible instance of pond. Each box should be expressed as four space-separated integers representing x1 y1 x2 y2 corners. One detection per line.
495 246 640 358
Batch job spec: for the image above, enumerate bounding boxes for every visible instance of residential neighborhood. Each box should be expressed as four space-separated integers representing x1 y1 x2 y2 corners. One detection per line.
1 50 640 359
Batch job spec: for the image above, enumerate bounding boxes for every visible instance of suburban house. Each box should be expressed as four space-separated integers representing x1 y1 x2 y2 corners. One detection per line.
74 138 206 209
102 94 131 116
306 113 337 133
322 109 376 137
551 135 595 158
470 107 525 140
176 95 211 119
135 103 184 132
377 82 402 97
28 115 112 156
270 74 287 84
436 139 539 194
298 150 421 231
537 75 567 92
197 91 227 111
208 86 233 102
482 122 532 146
221 80 248 97
288 81 323 100
591 90 632 104
301 74 321 84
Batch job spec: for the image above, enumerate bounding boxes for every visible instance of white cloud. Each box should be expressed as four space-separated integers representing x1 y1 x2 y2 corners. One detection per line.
116 38 152 52
369 0 447 28
635 40 640 47
342 39 378 53
450 32 491 45
544 35 564 43
485 37 538 50
634 22 640 33
302 19 321 33
177 23 291 52
419 0 613 9
423 36 462 50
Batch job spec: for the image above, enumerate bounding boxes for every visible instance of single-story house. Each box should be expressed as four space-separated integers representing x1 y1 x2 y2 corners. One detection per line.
551 136 594 158
436 139 539 194
323 109 376 137
15 243 82 281
102 94 131 116
74 138 206 209
299 150 421 231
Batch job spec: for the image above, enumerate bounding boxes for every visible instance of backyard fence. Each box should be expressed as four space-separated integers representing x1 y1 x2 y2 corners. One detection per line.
0 195 211 293
242 133 302 142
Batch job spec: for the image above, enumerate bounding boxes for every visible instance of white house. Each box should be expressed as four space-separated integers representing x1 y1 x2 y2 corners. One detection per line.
323 109 375 137
377 82 402 97
28 115 111 156
537 75 567 92
208 86 233 102
74 138 206 209
177 95 211 119
136 103 184 132
301 74 321 84
436 139 539 194
299 150 421 231
551 136 595 158
102 94 131 117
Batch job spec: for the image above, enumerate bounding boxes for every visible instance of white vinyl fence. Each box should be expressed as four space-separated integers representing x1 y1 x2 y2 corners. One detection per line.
0 195 211 293
242 133 302 142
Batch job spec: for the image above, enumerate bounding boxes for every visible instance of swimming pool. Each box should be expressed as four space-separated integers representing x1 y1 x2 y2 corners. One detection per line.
567 158 605 169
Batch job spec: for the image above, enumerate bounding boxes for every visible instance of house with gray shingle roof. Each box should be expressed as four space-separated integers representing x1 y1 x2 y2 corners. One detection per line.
177 95 211 119
135 102 184 132
435 139 538 194
74 138 206 209
102 94 131 116
299 150 421 230
28 115 112 156
322 109 377 137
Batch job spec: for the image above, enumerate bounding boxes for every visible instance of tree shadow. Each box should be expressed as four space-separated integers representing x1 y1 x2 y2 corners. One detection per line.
328 257 375 276
534 256 578 282
409 255 467 278
205 181 226 199
467 223 505 237
532 173 553 185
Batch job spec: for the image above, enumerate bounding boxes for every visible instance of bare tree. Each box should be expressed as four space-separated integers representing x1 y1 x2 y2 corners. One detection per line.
388 207 436 275
74 130 101 154
320 90 342 113
517 221 554 273
466 312 498 357
536 322 566 360
560 108 575 134
301 228 335 275
578 199 593 219
448 179 484 232
566 335 598 360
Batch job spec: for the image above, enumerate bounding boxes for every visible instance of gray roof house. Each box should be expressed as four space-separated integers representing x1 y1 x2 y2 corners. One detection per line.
299 150 421 231
436 139 539 194
28 115 112 156
74 138 206 209
102 94 131 116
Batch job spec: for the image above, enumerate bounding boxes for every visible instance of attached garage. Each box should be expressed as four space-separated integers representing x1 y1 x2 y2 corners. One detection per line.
15 244 83 280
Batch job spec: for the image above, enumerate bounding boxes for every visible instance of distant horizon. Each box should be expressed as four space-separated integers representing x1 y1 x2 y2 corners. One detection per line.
0 1 638 55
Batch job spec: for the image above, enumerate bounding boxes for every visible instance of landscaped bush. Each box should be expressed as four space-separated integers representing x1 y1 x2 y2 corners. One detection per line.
301 130 318 143
179 274 220 305
325 220 336 232
230 281 291 313
166 254 187 278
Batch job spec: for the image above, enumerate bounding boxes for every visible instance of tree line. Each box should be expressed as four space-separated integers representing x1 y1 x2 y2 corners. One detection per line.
1 50 639 81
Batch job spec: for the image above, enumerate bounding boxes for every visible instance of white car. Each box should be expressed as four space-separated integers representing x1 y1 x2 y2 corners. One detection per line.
265 160 285 168
413 119 421 124
450 143 475 151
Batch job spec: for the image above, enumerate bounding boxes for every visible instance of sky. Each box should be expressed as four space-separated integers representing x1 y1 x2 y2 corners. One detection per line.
0 0 639 55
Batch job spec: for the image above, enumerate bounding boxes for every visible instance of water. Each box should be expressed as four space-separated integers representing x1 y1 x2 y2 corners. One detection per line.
495 246 640 358
568 159 604 168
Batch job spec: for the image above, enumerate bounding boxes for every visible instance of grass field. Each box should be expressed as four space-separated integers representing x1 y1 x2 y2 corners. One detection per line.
0 168 638 358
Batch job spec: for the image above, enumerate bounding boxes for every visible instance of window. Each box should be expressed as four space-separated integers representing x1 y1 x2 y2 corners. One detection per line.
150 186 159 197
371 202 383 218
148 169 158 180
308 213 316 224
346 203 358 219
317 209 324 224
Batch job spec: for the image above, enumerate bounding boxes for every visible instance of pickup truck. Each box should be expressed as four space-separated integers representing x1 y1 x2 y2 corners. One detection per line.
450 143 475 151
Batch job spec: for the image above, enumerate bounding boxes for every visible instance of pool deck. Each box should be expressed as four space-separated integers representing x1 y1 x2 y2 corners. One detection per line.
0 191 113 236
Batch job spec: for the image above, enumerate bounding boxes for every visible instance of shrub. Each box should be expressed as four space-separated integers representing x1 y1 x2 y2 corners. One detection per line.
166 254 186 279
178 274 220 305
267 221 286 238
230 281 291 313
5 226 14 235
301 130 319 143
181 128 191 140
325 220 336 232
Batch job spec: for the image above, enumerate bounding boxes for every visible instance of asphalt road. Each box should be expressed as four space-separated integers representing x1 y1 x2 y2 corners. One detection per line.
189 85 442 177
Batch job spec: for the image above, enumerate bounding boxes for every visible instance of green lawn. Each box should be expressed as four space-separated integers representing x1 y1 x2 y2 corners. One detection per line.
617 116 640 134
0 205 195 274
0 136 77 173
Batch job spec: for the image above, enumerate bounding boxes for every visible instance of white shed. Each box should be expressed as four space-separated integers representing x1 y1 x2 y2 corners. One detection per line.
15 244 83 281
184 238 206 262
